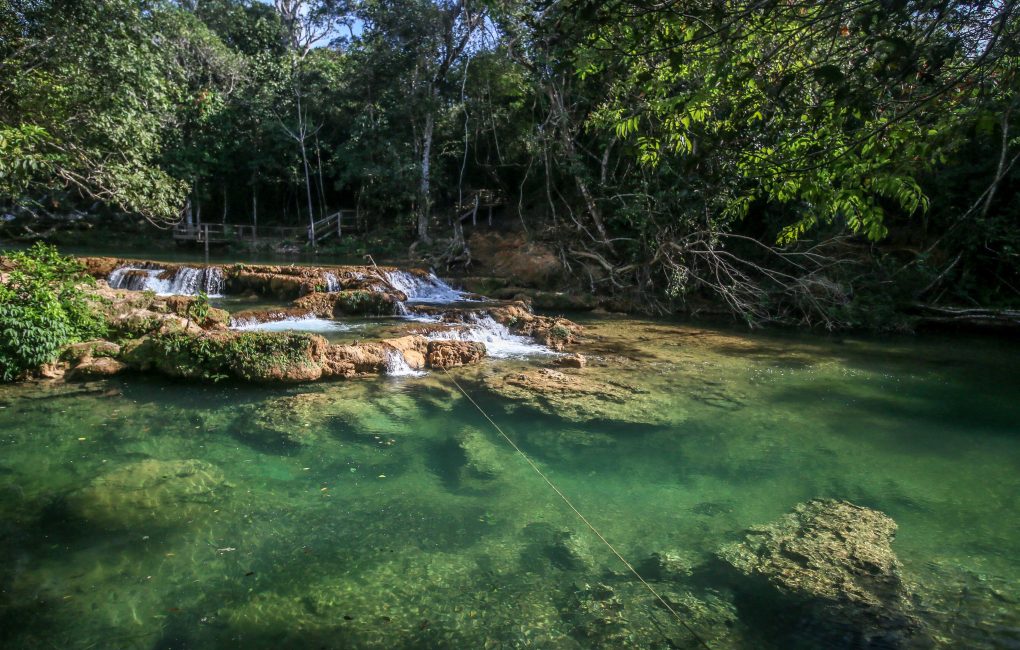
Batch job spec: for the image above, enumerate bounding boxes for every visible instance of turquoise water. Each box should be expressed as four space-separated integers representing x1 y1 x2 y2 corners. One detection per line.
1 317 1018 648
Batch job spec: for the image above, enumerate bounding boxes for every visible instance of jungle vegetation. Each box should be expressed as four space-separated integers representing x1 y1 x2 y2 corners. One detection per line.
2 0 1018 328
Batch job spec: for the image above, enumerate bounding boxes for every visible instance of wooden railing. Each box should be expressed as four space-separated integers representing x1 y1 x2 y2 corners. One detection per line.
173 210 361 245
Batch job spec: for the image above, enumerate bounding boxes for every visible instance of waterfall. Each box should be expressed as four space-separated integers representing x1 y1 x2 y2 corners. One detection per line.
323 272 341 292
108 265 224 296
107 267 169 293
384 349 426 377
427 314 556 359
384 270 468 303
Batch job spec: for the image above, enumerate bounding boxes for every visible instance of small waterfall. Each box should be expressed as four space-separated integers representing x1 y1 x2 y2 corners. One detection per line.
108 267 169 293
384 270 467 303
323 272 341 292
427 314 556 359
384 349 426 377
108 265 224 296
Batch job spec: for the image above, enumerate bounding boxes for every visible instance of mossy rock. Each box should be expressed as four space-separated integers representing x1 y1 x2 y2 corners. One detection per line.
123 330 325 383
61 339 121 363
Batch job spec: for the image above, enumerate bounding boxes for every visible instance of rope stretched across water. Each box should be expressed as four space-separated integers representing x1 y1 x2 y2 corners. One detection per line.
442 368 713 650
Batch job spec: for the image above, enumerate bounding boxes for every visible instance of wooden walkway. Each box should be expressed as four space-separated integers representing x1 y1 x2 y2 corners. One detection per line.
173 210 361 246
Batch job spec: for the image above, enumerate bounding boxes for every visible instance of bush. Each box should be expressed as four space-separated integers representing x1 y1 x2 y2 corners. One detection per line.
0 243 106 381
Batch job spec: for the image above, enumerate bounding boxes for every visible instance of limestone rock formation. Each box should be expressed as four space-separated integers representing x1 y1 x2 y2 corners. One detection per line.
720 499 929 647
426 340 485 369
69 356 127 379
482 368 672 426
720 499 904 607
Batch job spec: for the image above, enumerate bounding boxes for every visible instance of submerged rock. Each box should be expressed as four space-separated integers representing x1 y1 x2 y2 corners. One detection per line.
482 368 673 426
640 550 698 582
720 499 904 607
523 522 596 571
67 459 225 528
456 429 505 480
659 589 742 648
244 393 332 446
720 499 928 647
571 582 629 647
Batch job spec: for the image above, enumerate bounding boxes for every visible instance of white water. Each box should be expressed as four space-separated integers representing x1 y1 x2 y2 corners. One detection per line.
384 349 426 377
323 272 341 292
384 270 468 304
231 316 359 333
427 314 556 359
108 266 224 297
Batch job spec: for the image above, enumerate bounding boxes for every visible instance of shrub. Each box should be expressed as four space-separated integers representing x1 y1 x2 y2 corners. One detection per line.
0 243 106 381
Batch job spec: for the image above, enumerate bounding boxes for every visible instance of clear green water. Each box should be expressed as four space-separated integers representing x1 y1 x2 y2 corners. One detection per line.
1 317 1018 649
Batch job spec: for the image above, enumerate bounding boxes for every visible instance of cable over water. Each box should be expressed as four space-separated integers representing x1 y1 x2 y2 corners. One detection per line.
441 368 713 650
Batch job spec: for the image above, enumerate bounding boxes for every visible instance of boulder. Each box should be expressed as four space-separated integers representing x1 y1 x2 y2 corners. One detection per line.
553 353 586 369
720 499 928 647
320 342 388 378
62 339 121 363
70 356 127 379
426 340 485 369
720 499 904 607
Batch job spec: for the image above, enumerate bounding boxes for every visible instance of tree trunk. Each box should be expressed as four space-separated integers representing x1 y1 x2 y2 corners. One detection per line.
251 178 258 238
315 135 327 219
296 98 316 245
417 92 436 243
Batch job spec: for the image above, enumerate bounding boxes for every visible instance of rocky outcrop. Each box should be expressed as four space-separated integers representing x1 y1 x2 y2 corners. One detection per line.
720 499 928 647
61 339 121 363
69 356 127 379
482 368 672 426
293 289 404 316
487 303 582 350
426 340 485 369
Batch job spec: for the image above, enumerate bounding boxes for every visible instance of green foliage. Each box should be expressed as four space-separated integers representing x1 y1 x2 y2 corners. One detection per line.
186 292 212 326
147 330 316 381
0 243 106 381
225 331 317 380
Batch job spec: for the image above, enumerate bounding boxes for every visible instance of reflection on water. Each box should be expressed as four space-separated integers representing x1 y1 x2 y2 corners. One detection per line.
0 317 1018 649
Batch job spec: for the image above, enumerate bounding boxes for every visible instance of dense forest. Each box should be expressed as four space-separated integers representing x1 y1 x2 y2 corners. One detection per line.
2 0 1018 329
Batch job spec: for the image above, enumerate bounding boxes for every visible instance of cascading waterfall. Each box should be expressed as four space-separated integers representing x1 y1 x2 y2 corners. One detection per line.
107 267 169 293
323 272 341 292
384 270 467 303
108 265 224 296
427 314 556 359
384 349 426 376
